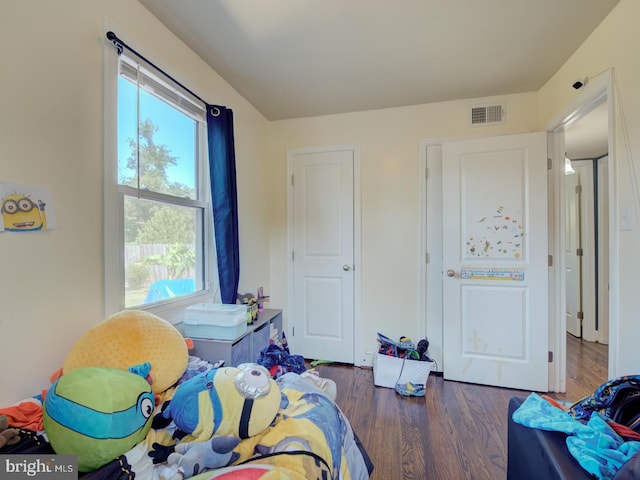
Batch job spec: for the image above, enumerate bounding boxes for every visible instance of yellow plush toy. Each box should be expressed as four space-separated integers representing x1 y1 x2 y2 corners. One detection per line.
147 364 281 477
62 310 189 394
158 364 281 442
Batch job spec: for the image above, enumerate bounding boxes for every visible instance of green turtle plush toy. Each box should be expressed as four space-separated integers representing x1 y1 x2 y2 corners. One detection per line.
43 364 155 472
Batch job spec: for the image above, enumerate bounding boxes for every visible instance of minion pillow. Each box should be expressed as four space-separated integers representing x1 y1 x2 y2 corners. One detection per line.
62 310 189 394
43 366 155 472
161 364 281 442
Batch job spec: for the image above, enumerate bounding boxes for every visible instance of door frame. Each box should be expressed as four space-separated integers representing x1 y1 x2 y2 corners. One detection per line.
546 69 616 392
419 69 617 391
286 145 363 365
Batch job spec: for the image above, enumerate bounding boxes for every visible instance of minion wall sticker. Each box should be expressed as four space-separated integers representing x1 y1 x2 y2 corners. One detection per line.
0 183 57 232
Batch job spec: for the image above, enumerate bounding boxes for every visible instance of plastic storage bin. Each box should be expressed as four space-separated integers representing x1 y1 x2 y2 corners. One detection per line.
184 303 247 340
373 353 434 389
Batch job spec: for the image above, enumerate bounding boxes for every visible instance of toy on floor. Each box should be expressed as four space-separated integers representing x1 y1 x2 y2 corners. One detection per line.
395 382 426 397
43 365 155 472
377 332 434 362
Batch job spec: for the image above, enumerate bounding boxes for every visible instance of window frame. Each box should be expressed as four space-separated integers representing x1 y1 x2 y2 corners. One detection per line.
103 30 219 323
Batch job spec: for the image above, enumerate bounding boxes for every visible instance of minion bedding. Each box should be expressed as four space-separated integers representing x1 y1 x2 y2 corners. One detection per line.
0 311 373 480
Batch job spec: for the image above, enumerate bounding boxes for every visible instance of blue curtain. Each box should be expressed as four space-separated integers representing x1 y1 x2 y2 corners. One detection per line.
207 105 239 304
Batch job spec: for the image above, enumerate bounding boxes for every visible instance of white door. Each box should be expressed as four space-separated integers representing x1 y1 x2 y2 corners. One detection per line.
565 171 582 337
442 132 548 391
290 147 355 363
572 159 608 344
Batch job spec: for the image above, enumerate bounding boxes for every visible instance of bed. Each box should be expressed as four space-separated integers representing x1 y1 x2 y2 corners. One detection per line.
0 310 373 479
0 358 373 480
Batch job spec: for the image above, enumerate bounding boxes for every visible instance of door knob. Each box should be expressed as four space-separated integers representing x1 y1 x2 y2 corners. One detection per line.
343 264 351 271
446 269 456 277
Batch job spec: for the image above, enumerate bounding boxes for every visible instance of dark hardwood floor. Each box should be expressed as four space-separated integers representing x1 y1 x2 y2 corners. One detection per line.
314 334 608 479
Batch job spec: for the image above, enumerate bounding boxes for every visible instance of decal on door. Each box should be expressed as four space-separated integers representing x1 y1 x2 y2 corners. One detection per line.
466 206 523 259
460 268 525 281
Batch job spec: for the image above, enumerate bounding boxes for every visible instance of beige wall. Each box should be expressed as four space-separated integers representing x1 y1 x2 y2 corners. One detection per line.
268 94 541 364
0 0 271 406
538 0 640 376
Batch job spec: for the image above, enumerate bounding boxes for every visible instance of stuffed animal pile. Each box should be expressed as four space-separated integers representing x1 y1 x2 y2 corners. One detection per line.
38 310 191 472
37 309 285 477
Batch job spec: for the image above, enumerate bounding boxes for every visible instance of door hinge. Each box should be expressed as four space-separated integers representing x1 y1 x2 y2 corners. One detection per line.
292 251 294 261
577 311 584 320
575 185 582 194
548 255 553 267
292 326 295 336
547 158 552 170
426 252 430 264
576 248 583 256
291 174 294 187
425 167 430 180
548 351 554 363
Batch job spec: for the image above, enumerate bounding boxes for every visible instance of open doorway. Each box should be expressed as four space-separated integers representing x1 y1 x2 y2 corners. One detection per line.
564 101 609 339
560 91 610 392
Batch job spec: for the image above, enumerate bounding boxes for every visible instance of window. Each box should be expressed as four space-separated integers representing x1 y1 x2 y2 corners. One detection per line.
104 43 217 319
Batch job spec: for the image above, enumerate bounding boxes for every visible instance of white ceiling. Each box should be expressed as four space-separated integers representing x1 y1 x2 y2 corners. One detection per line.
138 0 615 156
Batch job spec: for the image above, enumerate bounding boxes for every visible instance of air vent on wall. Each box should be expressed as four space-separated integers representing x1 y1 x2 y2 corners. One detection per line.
469 103 505 126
